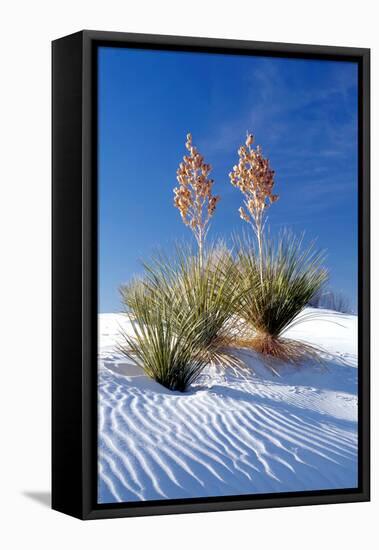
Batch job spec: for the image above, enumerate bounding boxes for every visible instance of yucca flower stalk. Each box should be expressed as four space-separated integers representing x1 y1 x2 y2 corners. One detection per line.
174 133 220 266
229 133 278 283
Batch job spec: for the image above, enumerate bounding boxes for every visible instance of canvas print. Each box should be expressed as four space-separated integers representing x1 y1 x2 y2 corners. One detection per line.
97 46 358 504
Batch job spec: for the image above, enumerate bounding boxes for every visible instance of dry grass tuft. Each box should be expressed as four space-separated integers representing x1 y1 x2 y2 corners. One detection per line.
234 333 326 366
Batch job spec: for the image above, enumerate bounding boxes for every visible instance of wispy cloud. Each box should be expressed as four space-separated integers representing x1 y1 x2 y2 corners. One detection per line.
200 56 358 166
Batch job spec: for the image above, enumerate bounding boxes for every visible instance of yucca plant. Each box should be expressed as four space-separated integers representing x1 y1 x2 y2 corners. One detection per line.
139 243 244 367
229 133 329 363
118 282 210 392
234 232 328 362
119 243 245 391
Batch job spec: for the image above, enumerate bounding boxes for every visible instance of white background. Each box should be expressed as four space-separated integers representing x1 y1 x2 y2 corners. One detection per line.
0 1 376 548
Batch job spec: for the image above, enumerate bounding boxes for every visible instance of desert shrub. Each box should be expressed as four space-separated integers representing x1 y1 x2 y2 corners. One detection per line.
308 289 351 313
118 282 209 392
119 243 244 390
234 232 328 362
139 243 243 366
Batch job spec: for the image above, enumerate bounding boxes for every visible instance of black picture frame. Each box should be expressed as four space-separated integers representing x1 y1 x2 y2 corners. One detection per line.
52 30 370 520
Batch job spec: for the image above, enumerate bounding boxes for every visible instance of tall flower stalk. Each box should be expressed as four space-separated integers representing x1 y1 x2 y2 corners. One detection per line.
229 133 278 283
174 133 220 266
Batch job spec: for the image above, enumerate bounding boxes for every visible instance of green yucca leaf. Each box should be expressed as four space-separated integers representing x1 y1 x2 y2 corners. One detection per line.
235 231 328 339
119 243 243 391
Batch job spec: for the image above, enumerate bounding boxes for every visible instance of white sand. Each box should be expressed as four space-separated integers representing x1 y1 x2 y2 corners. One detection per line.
98 308 358 503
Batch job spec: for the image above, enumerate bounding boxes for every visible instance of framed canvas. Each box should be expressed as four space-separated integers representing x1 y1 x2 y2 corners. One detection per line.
52 30 370 520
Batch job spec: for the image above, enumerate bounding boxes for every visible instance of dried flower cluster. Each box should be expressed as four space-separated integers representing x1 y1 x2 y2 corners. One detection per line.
174 133 220 259
229 133 278 281
229 133 278 236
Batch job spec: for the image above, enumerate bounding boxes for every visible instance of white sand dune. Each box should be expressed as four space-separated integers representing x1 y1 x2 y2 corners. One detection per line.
98 309 358 503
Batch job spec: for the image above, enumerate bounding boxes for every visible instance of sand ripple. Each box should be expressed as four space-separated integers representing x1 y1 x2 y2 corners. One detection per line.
98 315 358 504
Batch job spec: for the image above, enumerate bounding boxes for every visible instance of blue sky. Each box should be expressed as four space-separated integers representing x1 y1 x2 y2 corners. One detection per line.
98 47 358 313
